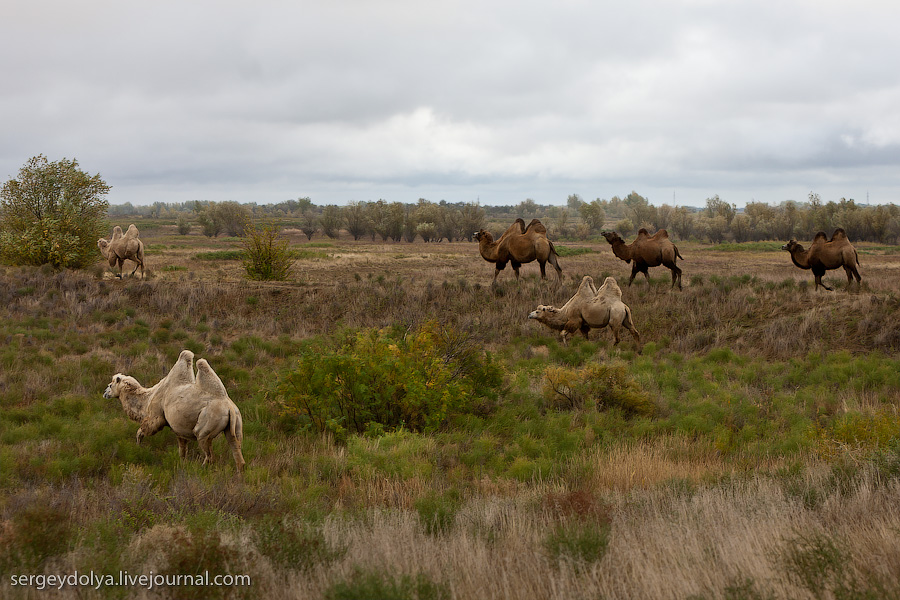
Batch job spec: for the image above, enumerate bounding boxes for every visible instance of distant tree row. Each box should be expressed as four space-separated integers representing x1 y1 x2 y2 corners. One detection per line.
109 191 900 245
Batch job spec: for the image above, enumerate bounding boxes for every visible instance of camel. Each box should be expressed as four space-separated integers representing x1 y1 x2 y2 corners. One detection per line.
98 224 145 279
103 350 245 472
474 218 562 283
601 229 684 289
528 275 641 349
782 228 861 291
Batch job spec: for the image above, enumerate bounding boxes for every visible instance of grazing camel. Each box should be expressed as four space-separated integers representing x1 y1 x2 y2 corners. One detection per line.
98 224 145 279
528 275 641 349
474 218 562 283
782 228 861 291
103 350 245 472
601 229 684 290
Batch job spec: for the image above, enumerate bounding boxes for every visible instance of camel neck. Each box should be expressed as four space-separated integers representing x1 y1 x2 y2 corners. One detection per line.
120 383 154 422
789 249 811 269
611 240 632 261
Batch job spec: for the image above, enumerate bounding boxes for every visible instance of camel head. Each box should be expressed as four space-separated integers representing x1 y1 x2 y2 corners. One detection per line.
97 238 110 256
474 230 493 243
103 373 138 399
781 240 803 253
600 231 623 245
528 305 563 324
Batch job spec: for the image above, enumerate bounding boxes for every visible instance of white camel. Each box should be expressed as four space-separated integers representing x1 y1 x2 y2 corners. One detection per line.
103 350 245 472
528 275 641 348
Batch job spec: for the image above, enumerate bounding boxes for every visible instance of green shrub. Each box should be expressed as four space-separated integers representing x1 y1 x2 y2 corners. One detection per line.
277 322 504 438
781 532 846 600
414 490 461 535
543 521 611 568
253 517 346 571
0 155 109 268
324 568 450 600
243 222 295 281
542 362 655 416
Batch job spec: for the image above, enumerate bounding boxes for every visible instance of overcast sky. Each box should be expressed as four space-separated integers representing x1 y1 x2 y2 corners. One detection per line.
3 0 900 208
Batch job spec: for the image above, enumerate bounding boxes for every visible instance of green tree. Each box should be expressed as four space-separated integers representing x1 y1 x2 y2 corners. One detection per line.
344 201 368 240
579 199 606 234
300 209 318 241
320 205 343 239
0 155 110 268
242 222 295 281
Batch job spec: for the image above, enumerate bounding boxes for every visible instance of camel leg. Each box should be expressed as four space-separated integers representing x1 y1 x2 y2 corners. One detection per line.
116 257 125 278
538 260 547 279
667 263 683 290
511 261 521 280
643 270 652 288
197 435 214 466
176 436 190 459
814 273 833 291
610 324 621 345
628 266 639 286
136 415 167 444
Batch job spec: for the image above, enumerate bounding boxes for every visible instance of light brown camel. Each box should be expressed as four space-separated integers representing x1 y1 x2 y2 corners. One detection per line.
528 275 641 349
474 218 562 283
103 350 245 472
601 229 684 289
98 224 145 278
782 228 861 291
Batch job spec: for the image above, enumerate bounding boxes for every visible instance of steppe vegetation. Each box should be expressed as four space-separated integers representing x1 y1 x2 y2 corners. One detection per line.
1 203 900 599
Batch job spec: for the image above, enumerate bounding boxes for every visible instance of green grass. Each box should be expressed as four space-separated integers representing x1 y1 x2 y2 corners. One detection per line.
194 250 245 260
555 246 596 257
709 241 786 252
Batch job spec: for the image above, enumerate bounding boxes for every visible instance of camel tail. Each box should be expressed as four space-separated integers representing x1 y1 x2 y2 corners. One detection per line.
548 240 562 273
229 404 243 441
674 244 684 261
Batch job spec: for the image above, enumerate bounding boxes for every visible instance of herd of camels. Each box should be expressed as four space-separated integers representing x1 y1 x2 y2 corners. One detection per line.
96 218 861 472
475 217 861 293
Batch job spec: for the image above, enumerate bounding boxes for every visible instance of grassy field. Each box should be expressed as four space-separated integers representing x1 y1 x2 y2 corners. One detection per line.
1 223 900 599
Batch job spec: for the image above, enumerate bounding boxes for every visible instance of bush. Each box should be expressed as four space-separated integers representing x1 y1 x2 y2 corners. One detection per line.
542 362 655 416
0 155 110 268
543 521 611 568
277 322 504 438
176 214 192 235
242 222 295 281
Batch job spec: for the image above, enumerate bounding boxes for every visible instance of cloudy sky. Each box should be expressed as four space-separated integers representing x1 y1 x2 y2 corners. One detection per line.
3 0 900 208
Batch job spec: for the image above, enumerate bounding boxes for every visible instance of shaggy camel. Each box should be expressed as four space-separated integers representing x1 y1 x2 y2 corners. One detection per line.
98 224 145 279
782 228 861 291
474 218 562 283
103 350 245 472
601 229 684 289
528 275 641 348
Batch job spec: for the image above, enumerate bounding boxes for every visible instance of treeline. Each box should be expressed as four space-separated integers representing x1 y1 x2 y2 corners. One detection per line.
109 191 900 244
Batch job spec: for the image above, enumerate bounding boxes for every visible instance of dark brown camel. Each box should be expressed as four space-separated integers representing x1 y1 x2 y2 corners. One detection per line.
475 218 562 283
782 228 861 291
601 228 684 289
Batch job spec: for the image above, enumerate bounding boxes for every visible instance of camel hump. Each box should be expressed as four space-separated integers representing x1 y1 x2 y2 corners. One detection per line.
525 218 547 235
196 359 229 397
812 231 828 243
650 229 670 240
830 228 848 241
514 218 527 233
111 226 124 241
578 275 597 295
166 350 196 385
125 224 140 239
636 228 651 238
597 276 623 300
